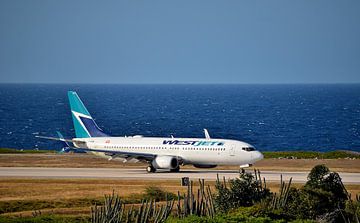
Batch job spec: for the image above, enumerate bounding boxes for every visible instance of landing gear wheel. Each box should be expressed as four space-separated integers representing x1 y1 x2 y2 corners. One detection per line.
240 168 245 174
170 166 180 172
146 166 156 173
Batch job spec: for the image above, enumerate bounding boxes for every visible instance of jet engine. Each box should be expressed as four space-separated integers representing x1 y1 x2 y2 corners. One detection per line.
152 156 179 169
193 164 217 168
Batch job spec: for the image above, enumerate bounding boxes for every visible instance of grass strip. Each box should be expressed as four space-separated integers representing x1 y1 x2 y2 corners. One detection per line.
0 215 90 223
0 187 177 214
0 198 102 214
263 150 359 159
0 148 54 154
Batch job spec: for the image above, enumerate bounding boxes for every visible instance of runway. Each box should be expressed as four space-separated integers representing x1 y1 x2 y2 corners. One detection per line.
0 167 359 183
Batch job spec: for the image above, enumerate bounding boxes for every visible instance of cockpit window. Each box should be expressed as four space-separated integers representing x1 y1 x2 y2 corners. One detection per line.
242 147 255 152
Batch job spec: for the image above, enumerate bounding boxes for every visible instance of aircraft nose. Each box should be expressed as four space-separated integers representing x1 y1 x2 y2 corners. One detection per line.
253 151 264 162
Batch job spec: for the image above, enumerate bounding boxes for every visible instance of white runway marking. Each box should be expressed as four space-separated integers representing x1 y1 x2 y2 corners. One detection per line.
0 167 359 184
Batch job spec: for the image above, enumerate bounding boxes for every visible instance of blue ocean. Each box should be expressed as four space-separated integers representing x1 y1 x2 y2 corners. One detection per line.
0 84 359 152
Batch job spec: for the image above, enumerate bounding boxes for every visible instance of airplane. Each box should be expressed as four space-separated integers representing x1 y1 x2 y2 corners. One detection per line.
37 91 264 173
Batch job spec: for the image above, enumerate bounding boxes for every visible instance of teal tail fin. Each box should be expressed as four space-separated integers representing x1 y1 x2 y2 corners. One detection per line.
67 91 108 138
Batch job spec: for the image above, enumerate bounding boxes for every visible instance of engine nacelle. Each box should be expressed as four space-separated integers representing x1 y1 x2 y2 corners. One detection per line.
152 156 179 169
193 164 217 168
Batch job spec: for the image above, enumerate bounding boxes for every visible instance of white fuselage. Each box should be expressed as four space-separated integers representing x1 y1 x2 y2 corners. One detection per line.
73 136 263 166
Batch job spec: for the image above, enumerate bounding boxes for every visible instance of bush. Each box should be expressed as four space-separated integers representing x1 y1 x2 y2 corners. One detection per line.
214 172 271 212
305 164 348 210
166 208 315 223
282 165 349 221
143 186 177 201
343 196 360 223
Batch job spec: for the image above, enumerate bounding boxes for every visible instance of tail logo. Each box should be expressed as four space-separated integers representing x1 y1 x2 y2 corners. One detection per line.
72 111 92 138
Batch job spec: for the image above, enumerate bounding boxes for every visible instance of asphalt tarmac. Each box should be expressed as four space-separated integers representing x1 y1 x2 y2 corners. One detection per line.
0 167 359 184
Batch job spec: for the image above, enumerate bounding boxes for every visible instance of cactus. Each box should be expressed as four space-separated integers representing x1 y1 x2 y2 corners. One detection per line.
32 210 42 217
270 174 292 210
91 172 298 221
176 178 216 218
91 191 174 223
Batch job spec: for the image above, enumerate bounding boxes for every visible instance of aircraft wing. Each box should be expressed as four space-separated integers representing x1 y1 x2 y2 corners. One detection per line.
76 147 156 161
36 135 156 161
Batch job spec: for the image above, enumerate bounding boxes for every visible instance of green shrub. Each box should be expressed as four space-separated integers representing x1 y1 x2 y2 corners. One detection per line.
214 172 271 212
343 196 360 222
166 212 313 223
143 185 177 201
281 165 349 221
305 164 348 209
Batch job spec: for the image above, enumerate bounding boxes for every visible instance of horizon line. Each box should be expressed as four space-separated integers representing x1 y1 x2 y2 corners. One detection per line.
1 82 360 85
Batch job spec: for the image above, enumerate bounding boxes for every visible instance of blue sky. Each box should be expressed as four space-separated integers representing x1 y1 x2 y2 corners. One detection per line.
0 1 359 84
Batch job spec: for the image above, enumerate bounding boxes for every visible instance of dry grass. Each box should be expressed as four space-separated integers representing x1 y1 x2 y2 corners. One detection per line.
253 158 360 173
2 207 90 217
0 178 187 216
0 178 185 202
0 153 359 173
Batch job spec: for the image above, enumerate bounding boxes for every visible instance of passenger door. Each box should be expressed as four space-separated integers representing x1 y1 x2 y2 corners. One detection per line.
229 144 235 156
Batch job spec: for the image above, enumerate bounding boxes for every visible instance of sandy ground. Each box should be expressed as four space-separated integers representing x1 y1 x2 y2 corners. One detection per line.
0 153 359 173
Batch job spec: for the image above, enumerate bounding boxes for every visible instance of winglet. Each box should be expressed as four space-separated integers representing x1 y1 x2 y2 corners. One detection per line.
204 129 211 140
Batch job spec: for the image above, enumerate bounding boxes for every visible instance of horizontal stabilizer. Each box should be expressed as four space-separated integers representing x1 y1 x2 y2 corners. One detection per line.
35 135 85 143
56 131 71 147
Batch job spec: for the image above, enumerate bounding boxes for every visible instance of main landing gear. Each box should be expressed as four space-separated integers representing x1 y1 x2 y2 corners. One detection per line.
170 166 180 172
146 165 180 173
146 165 156 173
